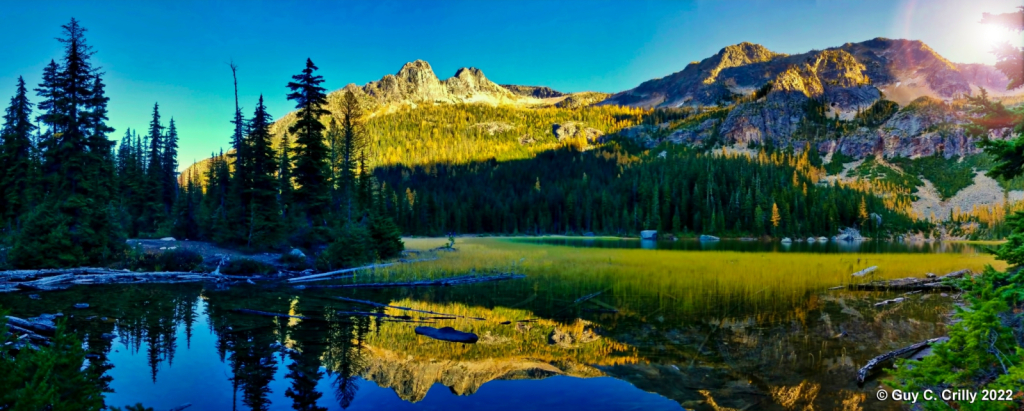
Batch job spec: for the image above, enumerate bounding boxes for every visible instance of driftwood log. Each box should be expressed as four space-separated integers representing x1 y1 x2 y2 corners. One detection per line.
0 268 264 291
849 269 970 292
6 316 57 336
287 258 438 283
330 273 524 289
857 337 945 384
851 266 878 277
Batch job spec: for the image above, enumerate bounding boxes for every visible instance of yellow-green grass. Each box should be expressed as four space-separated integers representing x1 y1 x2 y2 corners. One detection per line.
362 237 1006 319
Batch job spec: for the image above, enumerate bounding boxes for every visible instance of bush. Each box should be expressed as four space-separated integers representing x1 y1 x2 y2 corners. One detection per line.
370 215 404 260
0 314 105 410
220 258 277 276
279 252 311 271
116 247 203 272
316 223 374 272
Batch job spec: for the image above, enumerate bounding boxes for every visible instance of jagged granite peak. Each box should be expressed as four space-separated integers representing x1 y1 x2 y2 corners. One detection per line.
703 42 784 84
356 59 518 106
603 38 1013 109
500 84 566 98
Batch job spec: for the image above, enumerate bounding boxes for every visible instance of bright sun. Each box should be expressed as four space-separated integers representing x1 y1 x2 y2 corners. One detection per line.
980 23 1013 47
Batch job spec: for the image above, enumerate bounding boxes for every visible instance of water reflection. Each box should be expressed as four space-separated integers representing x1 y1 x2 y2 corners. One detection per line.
0 270 959 410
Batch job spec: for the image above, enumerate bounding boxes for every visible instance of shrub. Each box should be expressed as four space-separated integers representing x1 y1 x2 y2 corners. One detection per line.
316 223 374 272
279 252 311 271
0 313 105 410
117 248 203 272
370 215 404 260
220 258 277 276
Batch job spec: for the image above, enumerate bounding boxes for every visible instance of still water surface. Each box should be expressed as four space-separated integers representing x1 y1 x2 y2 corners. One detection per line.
0 239 993 410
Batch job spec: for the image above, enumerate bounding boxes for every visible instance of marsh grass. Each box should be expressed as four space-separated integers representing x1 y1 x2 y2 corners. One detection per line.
356 237 1006 319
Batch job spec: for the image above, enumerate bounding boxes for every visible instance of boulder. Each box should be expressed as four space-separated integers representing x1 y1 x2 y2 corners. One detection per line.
818 236 828 242
640 230 658 240
699 235 720 242
288 249 307 259
552 122 604 142
838 227 864 242
73 303 89 309
869 213 882 226
807 237 816 243
414 326 479 344
159 237 176 241
780 237 793 244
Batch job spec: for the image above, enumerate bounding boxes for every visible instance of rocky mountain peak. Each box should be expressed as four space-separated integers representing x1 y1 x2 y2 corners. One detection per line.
704 42 782 84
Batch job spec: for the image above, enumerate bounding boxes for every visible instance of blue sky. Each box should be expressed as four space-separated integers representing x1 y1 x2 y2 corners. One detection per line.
0 0 1021 167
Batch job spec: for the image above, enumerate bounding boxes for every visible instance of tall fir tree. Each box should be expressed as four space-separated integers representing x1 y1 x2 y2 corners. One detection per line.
286 58 331 240
244 95 282 248
141 102 165 234
338 90 364 221
0 77 37 228
34 60 62 183
162 118 179 211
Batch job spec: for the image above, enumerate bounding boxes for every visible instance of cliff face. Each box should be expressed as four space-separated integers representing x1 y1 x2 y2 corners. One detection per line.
609 38 1020 161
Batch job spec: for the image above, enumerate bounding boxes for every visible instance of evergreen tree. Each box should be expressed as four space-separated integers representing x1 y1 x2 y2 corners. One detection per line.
162 118 179 211
286 58 331 239
141 102 166 234
0 77 37 228
339 90 364 220
12 18 123 268
243 95 282 248
278 133 294 219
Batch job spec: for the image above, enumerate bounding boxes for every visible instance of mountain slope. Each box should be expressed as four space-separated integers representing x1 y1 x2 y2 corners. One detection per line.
603 38 1015 110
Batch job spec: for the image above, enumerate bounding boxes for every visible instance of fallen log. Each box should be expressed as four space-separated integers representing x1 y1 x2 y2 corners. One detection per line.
851 266 878 277
6 316 57 336
857 337 945 384
0 267 130 280
3 327 51 346
574 291 602 304
336 310 412 320
230 309 309 320
874 297 905 307
287 258 438 283
335 296 486 321
332 273 524 289
849 269 972 292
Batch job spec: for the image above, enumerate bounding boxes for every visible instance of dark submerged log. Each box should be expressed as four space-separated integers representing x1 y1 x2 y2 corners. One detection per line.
414 326 479 343
230 309 309 320
857 337 945 384
335 296 486 321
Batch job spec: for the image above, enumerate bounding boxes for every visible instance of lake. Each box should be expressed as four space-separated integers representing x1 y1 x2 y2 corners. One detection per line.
0 237 1005 410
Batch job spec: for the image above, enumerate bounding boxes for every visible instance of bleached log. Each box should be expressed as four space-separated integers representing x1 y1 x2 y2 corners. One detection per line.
5 316 57 336
334 273 524 289
287 258 437 283
857 337 944 384
851 266 878 277
874 297 905 307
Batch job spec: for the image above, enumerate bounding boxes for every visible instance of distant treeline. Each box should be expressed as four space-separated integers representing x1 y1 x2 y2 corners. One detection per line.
374 142 924 238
